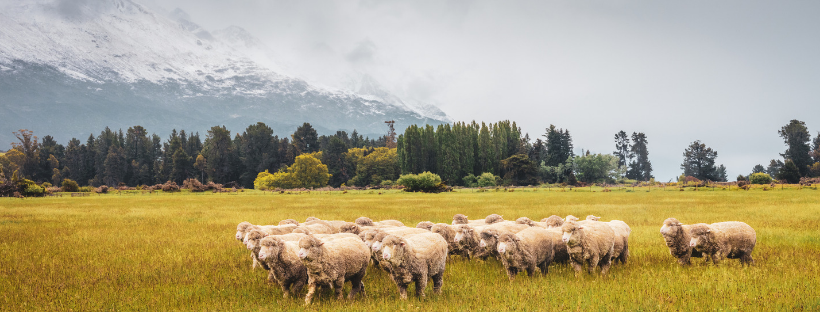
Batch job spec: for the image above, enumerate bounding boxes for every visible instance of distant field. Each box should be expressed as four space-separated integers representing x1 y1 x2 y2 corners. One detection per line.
1 187 819 311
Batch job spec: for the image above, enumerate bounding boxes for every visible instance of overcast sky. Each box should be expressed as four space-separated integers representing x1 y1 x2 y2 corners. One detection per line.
146 0 820 181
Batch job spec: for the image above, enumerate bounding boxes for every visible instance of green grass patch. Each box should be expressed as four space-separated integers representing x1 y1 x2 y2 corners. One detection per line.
1 188 818 311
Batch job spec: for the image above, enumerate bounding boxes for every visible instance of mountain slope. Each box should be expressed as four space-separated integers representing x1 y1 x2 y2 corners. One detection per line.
0 0 448 144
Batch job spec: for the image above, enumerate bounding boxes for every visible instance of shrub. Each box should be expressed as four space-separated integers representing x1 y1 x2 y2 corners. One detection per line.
18 179 44 197
477 172 499 187
183 178 207 192
95 185 109 193
397 172 446 193
161 181 180 192
749 173 773 185
61 179 80 192
41 182 52 188
380 180 394 186
254 153 330 190
463 174 478 187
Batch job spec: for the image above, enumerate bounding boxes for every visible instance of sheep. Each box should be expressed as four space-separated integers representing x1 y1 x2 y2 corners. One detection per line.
452 214 486 225
243 229 273 270
236 221 255 242
431 223 468 258
293 222 337 235
279 219 299 226
606 220 631 264
689 221 756 266
561 220 615 276
258 236 308 298
565 215 579 222
369 228 431 272
496 227 555 280
516 217 548 228
297 234 370 305
475 223 531 259
416 221 434 231
305 217 321 223
453 224 484 259
485 214 505 224
355 216 404 227
324 220 350 232
659 218 704 266
339 222 365 235
380 233 448 299
545 228 570 264
541 215 564 228
586 215 600 221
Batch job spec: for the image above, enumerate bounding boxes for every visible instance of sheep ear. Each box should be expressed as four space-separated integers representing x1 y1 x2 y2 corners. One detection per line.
263 233 269 237
578 226 585 229
318 241 324 246
400 242 405 247
706 229 711 233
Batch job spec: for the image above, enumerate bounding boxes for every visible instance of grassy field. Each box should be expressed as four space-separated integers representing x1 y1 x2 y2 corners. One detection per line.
1 187 819 311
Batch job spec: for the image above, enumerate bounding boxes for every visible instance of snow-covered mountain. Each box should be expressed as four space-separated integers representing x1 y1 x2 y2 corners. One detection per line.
0 0 449 144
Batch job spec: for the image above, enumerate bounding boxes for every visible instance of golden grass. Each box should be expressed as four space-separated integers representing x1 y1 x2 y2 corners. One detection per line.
1 187 819 311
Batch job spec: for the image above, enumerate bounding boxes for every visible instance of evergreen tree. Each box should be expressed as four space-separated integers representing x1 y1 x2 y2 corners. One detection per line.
201 126 235 183
680 140 722 181
767 159 784 177
543 125 573 167
613 131 632 169
11 129 40 180
627 132 653 181
501 154 537 186
291 122 319 156
103 146 127 186
237 122 279 188
170 147 192 184
752 164 766 174
778 120 812 176
778 160 801 183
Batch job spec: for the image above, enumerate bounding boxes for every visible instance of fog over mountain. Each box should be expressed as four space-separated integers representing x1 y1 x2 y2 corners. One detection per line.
0 0 450 148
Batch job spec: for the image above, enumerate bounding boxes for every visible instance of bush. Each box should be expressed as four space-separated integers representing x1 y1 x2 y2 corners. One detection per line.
161 181 180 192
397 172 447 193
462 174 478 187
78 186 93 192
61 179 80 192
18 179 44 197
183 178 207 192
749 173 773 185
41 182 52 188
95 185 109 193
380 180 394 186
477 172 498 187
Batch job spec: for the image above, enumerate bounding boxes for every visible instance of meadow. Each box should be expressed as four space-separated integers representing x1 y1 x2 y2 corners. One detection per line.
1 186 819 311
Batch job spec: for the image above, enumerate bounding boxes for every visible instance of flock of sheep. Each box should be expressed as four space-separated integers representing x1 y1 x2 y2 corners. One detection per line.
235 214 757 305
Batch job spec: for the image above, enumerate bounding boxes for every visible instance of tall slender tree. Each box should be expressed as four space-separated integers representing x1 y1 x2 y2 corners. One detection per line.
778 120 812 176
613 131 632 169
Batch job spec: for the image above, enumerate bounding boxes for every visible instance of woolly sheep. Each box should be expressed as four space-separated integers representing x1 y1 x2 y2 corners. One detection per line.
305 217 321 223
381 233 448 299
258 236 308 298
297 234 370 305
516 217 548 228
431 223 468 258
355 217 404 227
585 215 600 221
689 221 756 266
659 218 704 266
293 222 337 235
236 221 255 242
243 229 272 270
416 221 434 231
606 220 631 264
496 227 555 280
545 228 570 264
561 220 615 276
476 223 531 259
565 215 580 222
485 214 505 224
370 228 430 272
453 224 484 259
452 214 486 225
279 219 299 226
541 215 564 228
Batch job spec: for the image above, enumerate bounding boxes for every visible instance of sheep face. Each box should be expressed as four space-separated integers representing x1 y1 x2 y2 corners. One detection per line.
561 221 583 246
479 229 500 251
453 214 469 225
258 237 283 261
340 223 361 234
689 226 712 249
244 230 268 250
586 215 600 221
236 222 253 241
371 232 390 252
454 225 469 243
380 236 405 262
565 215 579 222
496 233 520 255
660 218 683 247
416 221 434 230
297 235 323 261
355 217 374 227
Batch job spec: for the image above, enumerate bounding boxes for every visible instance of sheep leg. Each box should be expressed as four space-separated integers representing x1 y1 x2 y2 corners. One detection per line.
741 253 754 266
304 284 317 305
570 259 583 278
599 255 612 276
348 273 364 299
333 278 345 300
538 260 549 275
398 283 409 300
588 256 600 275
526 265 535 277
291 277 307 299
432 273 443 295
415 277 427 298
620 243 629 264
506 267 518 281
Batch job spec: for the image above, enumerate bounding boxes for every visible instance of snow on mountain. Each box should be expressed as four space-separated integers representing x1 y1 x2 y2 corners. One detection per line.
0 0 450 144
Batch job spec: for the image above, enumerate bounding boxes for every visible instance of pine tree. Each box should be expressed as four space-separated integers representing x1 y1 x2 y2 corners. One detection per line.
680 140 721 181
291 123 319 156
779 120 812 176
613 131 632 169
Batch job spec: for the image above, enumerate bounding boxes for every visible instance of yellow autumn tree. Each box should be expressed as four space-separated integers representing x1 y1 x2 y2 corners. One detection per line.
254 152 330 190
